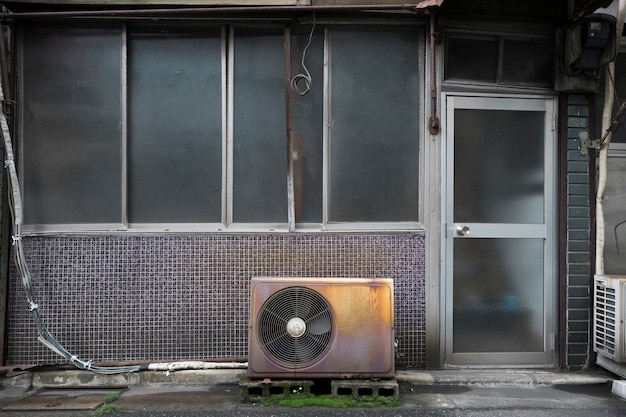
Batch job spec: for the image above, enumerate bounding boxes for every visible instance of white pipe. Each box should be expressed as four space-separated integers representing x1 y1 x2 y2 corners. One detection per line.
147 361 248 372
596 0 626 275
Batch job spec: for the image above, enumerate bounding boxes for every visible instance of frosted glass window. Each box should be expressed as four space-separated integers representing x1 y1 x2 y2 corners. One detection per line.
19 23 424 231
453 238 544 353
502 40 553 86
454 109 545 224
21 25 122 225
233 28 287 223
128 26 223 223
290 28 324 223
329 28 420 222
446 37 498 82
604 156 626 274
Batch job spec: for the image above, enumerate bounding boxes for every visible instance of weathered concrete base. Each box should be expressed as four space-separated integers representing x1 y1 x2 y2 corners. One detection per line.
1 368 614 391
2 369 246 390
239 378 399 403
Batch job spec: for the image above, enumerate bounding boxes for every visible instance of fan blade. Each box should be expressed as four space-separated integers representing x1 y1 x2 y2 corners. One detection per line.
295 288 312 318
307 312 332 335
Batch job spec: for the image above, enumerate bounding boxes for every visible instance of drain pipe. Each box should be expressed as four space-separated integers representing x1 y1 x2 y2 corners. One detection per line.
596 0 626 275
428 9 440 135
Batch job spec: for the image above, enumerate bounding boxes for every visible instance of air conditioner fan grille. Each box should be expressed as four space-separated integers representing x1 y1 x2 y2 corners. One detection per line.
258 286 333 366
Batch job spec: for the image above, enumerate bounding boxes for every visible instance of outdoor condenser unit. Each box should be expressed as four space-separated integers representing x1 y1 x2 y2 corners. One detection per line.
247 277 395 379
594 275 626 363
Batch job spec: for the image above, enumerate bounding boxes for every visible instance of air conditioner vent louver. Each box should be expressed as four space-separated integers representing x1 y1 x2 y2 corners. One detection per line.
594 275 626 363
259 286 333 366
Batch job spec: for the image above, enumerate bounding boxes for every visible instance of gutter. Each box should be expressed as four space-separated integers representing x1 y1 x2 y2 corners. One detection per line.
0 2 442 20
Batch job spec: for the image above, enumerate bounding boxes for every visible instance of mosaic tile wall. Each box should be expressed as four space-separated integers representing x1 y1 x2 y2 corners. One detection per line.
7 234 426 368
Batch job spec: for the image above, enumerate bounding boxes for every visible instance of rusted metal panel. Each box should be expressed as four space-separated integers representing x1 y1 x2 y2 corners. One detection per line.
248 277 395 379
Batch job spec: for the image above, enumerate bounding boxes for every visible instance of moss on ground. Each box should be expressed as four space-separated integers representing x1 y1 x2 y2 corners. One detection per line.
267 394 401 408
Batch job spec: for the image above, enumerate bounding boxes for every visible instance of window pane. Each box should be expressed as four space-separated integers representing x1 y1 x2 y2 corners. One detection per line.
454 109 545 224
129 26 223 223
291 28 324 223
445 37 499 82
604 156 626 274
453 238 544 353
233 28 287 223
21 25 122 224
502 40 553 85
329 28 420 222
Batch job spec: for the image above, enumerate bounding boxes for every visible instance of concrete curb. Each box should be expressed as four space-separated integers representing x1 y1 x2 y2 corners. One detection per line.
1 368 615 390
396 369 615 386
2 369 247 389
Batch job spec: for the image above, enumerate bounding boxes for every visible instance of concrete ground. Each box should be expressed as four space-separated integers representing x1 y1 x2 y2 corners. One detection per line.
0 368 623 416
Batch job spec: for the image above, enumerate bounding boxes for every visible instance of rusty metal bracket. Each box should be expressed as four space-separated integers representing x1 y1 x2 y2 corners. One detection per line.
1 98 14 114
583 99 626 156
578 131 600 156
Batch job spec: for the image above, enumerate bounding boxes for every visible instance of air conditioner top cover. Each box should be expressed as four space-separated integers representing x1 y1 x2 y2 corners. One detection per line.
247 277 395 379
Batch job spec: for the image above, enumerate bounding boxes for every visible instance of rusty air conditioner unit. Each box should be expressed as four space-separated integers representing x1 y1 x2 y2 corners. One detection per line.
247 277 395 379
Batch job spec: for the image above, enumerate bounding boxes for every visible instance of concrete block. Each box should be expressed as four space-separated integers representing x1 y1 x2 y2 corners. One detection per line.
612 380 626 399
239 379 315 403
331 379 399 401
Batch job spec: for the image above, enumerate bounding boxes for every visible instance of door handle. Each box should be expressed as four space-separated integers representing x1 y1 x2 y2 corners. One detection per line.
456 225 470 236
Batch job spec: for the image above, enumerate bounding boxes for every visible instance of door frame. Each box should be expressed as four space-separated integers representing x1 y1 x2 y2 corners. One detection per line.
440 92 558 368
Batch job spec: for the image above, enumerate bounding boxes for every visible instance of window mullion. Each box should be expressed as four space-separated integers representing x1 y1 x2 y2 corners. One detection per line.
225 25 234 228
121 23 128 230
285 27 296 232
322 26 330 229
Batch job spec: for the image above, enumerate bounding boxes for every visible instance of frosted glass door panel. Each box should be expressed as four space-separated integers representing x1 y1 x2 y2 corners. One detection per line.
453 238 545 353
454 109 545 224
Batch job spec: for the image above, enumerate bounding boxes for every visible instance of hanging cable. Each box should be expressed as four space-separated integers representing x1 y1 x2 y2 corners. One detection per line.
0 38 248 375
0 25 145 374
290 13 316 96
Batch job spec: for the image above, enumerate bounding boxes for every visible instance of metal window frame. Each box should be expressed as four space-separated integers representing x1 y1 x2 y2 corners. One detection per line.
19 20 426 236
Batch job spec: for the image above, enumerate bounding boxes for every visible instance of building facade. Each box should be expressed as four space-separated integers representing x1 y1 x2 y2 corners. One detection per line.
0 0 616 371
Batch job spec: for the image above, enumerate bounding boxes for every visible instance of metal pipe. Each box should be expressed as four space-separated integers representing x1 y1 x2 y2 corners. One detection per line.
428 10 439 135
1 4 427 20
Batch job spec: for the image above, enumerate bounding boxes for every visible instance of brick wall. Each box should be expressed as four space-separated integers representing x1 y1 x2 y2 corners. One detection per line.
565 94 593 370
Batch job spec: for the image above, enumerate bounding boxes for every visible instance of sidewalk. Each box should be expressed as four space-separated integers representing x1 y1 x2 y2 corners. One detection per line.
0 367 621 416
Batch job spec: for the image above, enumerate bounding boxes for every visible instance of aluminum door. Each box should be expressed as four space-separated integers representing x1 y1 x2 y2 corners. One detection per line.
444 95 556 366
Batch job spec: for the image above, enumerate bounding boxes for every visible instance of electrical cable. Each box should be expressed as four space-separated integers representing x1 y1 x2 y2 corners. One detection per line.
289 13 316 96
0 25 251 376
0 42 144 374
0 71 247 374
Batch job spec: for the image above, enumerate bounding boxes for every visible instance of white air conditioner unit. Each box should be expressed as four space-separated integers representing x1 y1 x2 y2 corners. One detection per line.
247 277 395 379
594 274 626 363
